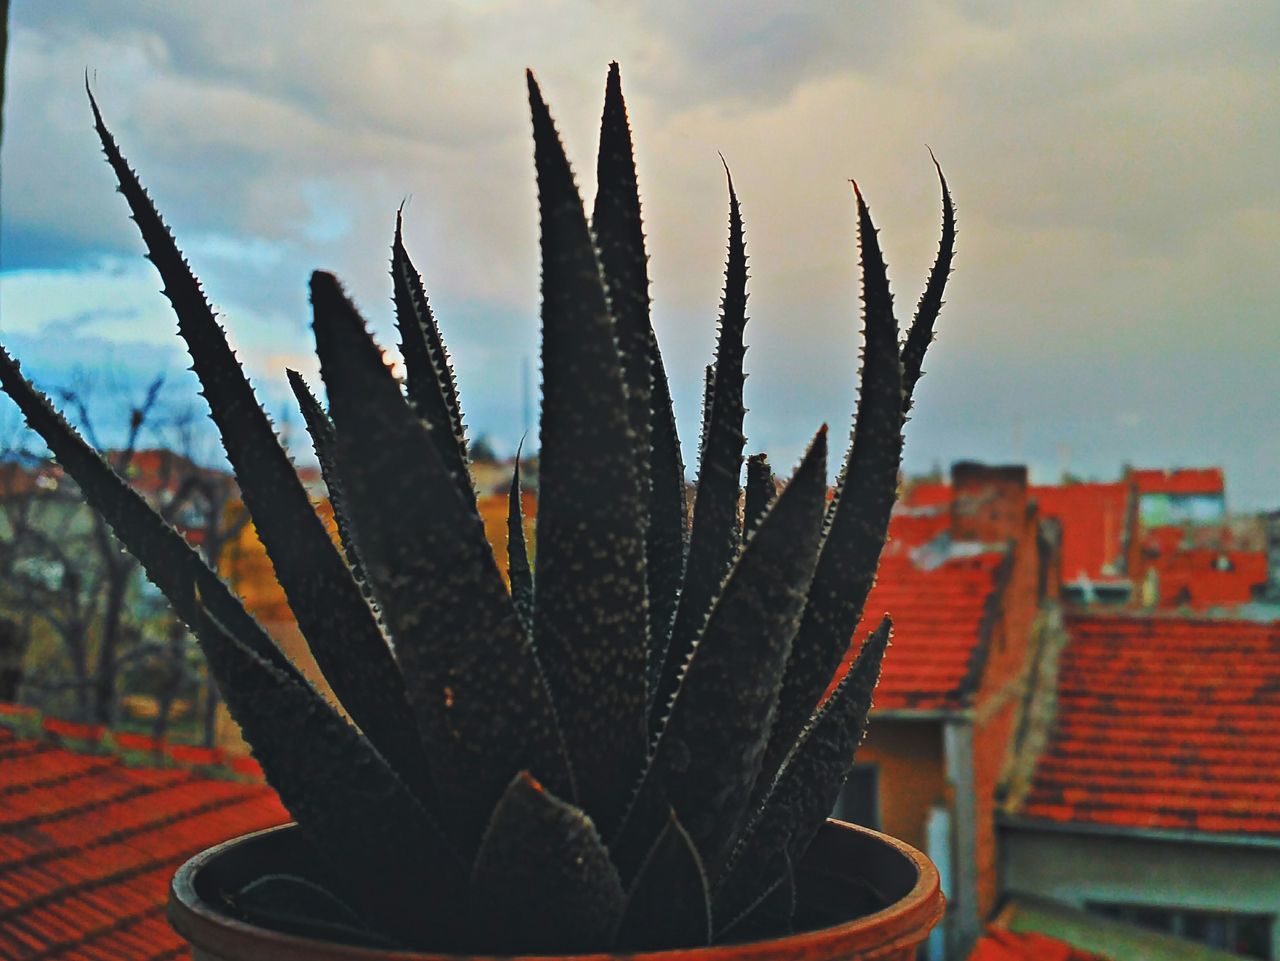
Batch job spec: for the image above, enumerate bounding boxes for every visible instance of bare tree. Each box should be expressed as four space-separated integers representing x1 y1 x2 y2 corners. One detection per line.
0 373 245 737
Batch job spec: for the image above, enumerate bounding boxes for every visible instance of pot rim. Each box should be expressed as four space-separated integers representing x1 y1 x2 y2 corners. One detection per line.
169 819 943 961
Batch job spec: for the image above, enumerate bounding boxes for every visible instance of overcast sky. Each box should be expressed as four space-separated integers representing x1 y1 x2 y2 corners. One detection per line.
1 2 1278 507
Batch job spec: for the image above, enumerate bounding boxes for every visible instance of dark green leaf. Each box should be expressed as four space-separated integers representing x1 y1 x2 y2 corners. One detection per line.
309 271 572 852
507 443 534 628
391 210 472 502
615 809 712 950
591 64 689 703
230 874 396 949
470 772 624 954
195 606 466 949
286 370 377 615
616 428 827 885
716 619 889 926
743 452 774 540
0 344 295 680
714 852 794 943
592 62 652 493
87 86 428 798
757 183 903 805
527 70 647 835
643 331 688 689
652 164 749 733
902 155 955 412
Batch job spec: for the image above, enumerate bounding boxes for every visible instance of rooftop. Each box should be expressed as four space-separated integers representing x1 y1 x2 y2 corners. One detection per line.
1019 614 1280 838
0 707 287 961
832 509 1008 712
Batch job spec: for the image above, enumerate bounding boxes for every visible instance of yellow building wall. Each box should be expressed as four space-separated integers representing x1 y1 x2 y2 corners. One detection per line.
856 717 946 853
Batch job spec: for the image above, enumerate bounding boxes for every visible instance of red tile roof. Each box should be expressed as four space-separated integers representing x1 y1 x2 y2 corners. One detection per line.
829 512 1007 711
1031 483 1130 584
969 928 1109 961
901 480 952 508
1130 468 1224 498
1020 615 1280 837
1151 549 1267 610
0 718 288 960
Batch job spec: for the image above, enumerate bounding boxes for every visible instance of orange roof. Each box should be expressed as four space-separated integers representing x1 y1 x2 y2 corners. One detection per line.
1031 483 1129 584
1020 615 1280 837
1151 549 1267 610
901 480 952 508
969 928 1109 961
1130 467 1224 498
829 512 1007 711
0 711 287 961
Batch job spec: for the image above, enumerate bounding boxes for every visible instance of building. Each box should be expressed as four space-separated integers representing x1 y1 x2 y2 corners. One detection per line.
1031 482 1134 607
1000 614 1280 960
1131 468 1227 529
837 462 1060 960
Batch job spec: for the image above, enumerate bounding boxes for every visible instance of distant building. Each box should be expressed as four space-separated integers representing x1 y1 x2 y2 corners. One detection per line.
1130 468 1226 529
904 466 1274 616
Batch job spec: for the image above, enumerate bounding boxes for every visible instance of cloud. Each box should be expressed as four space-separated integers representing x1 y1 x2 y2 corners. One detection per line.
3 1 1279 504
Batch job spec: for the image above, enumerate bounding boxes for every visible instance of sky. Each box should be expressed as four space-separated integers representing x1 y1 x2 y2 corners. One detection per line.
1 2 1278 507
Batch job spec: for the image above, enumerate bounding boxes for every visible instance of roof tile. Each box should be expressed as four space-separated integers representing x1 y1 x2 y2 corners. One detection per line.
1020 614 1280 837
0 715 287 960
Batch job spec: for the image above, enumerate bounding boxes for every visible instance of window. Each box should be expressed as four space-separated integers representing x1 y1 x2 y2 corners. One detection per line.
1088 901 1273 960
830 764 879 831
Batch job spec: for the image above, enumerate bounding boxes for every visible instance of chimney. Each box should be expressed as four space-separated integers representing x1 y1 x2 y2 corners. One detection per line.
950 461 1029 544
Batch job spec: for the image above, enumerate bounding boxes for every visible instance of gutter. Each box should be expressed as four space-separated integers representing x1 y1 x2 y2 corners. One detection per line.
999 813 1280 851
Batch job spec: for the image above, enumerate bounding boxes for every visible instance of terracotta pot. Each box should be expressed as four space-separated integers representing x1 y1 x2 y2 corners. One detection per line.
169 819 943 961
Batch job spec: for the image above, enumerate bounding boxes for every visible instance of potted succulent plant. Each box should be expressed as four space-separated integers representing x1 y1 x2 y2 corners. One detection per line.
0 63 954 959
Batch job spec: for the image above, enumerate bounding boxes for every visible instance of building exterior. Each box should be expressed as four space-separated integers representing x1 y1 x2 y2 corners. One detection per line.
1131 468 1227 529
1001 614 1280 960
1031 482 1134 607
838 462 1059 960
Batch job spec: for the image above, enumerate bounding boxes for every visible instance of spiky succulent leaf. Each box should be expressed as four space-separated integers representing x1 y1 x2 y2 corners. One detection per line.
615 428 828 884
470 772 625 954
743 453 774 539
0 345 295 679
643 331 689 679
591 64 689 683
309 271 572 851
715 852 794 943
652 166 749 730
507 445 534 627
195 607 466 949
286 370 377 612
902 156 955 412
592 62 652 492
756 184 904 804
615 809 712 950
87 87 429 797
391 211 472 502
527 71 648 834
717 619 889 926
230 874 397 948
